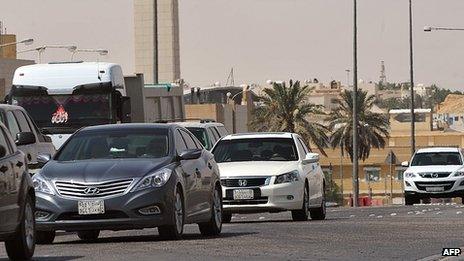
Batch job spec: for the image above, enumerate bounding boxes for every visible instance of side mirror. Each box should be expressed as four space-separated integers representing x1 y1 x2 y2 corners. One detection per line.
37 154 51 164
0 145 6 158
179 149 202 160
15 132 36 146
304 152 320 163
121 96 131 123
401 161 409 167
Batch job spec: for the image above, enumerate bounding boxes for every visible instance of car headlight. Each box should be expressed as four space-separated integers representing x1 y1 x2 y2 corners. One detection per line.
132 168 172 192
404 172 416 178
32 175 55 195
454 172 464 177
274 171 299 184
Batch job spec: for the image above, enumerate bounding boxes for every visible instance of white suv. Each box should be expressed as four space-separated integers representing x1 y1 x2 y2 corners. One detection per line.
211 132 326 222
403 147 464 205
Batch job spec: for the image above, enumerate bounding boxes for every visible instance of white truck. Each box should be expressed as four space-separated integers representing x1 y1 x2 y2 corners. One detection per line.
8 62 131 149
402 147 464 205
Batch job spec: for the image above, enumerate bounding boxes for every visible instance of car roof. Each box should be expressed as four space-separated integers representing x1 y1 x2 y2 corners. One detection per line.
0 104 26 112
416 147 461 153
173 122 225 128
79 123 179 133
221 132 295 140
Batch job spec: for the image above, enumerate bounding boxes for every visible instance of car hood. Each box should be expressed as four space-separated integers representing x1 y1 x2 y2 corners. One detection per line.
217 161 298 178
406 165 464 173
41 158 172 183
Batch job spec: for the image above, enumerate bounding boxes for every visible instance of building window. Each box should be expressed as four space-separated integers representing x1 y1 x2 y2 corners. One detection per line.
455 116 459 122
364 167 381 182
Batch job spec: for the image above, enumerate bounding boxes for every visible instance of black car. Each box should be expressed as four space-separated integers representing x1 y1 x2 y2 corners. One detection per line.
0 122 36 260
34 123 222 243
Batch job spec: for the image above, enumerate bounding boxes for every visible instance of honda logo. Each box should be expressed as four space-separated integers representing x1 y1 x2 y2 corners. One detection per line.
238 179 248 187
84 187 100 195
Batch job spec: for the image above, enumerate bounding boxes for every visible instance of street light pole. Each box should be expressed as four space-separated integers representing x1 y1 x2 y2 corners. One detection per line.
409 0 416 157
352 0 359 207
424 26 464 32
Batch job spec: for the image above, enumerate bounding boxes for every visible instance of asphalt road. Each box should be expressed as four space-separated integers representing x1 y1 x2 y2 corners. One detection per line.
2 204 464 261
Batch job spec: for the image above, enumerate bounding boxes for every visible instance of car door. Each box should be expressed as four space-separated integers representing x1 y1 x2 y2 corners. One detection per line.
179 129 209 217
13 110 38 166
6 110 34 164
296 137 320 205
0 126 22 232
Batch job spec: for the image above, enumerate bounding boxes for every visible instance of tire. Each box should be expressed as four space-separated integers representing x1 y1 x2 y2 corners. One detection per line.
77 230 100 241
36 231 55 245
5 195 35 260
222 213 232 223
405 195 419 205
461 197 464 205
158 186 184 240
198 185 222 236
292 184 309 221
310 184 326 220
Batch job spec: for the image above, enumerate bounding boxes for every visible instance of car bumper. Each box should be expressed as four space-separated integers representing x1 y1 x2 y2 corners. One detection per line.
221 181 303 213
404 177 464 198
35 183 176 232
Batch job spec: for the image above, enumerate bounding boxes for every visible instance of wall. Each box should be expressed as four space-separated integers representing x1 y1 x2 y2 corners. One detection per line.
124 74 145 123
0 58 35 97
0 35 17 59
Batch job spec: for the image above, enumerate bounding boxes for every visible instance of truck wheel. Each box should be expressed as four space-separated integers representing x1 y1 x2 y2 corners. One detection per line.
158 187 184 240
36 231 56 245
198 185 222 236
5 196 35 260
77 230 100 241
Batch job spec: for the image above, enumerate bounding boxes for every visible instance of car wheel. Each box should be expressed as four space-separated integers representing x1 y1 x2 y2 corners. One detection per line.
158 186 184 240
5 195 35 260
405 195 418 205
310 184 326 220
77 230 100 241
222 213 232 223
292 184 309 221
198 185 222 236
36 231 56 245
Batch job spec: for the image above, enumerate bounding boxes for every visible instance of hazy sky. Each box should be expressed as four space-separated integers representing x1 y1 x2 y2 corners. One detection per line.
2 0 464 89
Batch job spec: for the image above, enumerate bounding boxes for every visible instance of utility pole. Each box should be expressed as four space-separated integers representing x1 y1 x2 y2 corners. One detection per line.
409 0 416 156
352 0 359 207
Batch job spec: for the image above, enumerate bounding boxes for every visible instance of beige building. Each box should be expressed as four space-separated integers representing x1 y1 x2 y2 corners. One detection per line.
134 0 181 84
0 34 17 59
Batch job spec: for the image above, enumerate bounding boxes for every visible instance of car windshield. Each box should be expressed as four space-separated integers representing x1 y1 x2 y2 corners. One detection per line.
411 152 462 166
186 127 210 149
212 138 298 163
56 129 170 161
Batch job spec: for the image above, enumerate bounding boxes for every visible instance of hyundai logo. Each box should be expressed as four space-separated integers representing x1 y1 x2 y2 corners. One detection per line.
84 187 100 195
238 179 248 187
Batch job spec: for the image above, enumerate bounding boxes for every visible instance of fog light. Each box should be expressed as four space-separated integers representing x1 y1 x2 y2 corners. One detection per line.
35 210 50 220
138 206 161 215
287 195 294 200
405 181 412 187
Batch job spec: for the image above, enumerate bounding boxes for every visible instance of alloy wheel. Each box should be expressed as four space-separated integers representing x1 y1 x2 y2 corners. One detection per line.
213 188 222 229
24 202 35 250
174 191 184 233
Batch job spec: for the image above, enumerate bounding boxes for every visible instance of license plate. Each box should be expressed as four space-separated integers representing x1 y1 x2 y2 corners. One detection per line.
78 200 105 215
233 189 254 200
426 187 444 192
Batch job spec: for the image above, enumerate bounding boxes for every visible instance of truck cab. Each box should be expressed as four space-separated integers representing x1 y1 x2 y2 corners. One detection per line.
8 62 131 149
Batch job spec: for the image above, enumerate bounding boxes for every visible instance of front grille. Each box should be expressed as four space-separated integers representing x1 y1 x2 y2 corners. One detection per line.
418 172 451 178
55 179 134 198
221 177 269 187
56 211 128 221
415 181 455 191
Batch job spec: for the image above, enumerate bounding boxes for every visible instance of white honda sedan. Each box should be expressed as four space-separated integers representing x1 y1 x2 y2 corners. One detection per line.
211 132 326 222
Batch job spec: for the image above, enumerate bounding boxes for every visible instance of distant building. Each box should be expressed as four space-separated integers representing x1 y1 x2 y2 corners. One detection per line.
436 94 464 132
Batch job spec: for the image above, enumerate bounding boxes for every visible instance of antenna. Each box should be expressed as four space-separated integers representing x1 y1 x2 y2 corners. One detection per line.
225 67 235 86
379 60 387 84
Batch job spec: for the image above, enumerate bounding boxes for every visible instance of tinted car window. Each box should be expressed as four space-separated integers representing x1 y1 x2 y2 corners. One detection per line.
216 126 229 137
56 129 170 161
179 129 197 150
211 127 222 140
175 130 187 154
213 138 298 163
186 127 210 149
13 110 32 132
411 152 462 166
207 128 218 143
6 111 20 139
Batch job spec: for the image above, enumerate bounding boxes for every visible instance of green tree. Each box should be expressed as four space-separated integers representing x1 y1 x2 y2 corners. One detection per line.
328 90 390 161
251 80 329 155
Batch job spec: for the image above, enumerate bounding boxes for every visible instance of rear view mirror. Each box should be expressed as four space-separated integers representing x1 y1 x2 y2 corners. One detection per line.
15 132 36 146
304 152 320 163
179 149 202 160
401 161 409 167
37 154 51 164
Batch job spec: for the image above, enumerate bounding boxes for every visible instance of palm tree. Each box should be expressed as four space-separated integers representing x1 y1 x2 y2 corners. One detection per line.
328 90 389 161
251 80 329 155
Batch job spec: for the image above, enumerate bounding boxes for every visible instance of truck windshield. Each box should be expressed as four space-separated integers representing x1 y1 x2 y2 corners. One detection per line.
12 94 112 133
411 152 463 166
212 138 298 162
